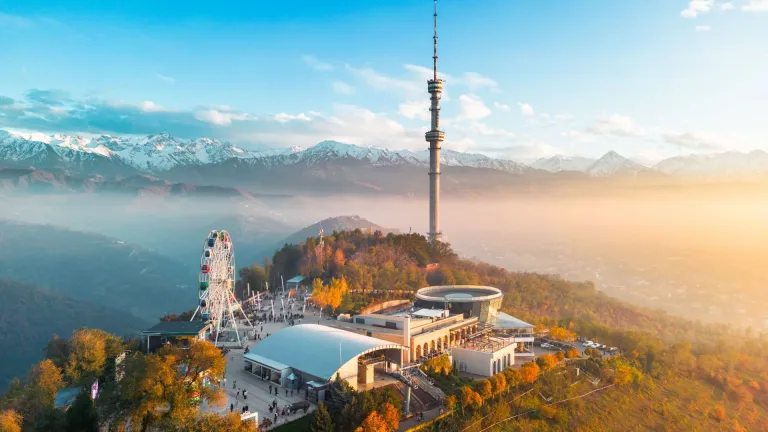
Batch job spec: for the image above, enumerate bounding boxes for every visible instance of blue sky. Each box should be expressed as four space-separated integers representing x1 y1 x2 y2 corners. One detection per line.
0 0 766 162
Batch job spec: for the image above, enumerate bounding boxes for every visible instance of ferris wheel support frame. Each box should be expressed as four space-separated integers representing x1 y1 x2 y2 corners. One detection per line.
191 230 253 348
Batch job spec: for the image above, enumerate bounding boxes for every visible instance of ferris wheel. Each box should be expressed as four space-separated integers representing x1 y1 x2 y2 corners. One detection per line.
191 229 251 346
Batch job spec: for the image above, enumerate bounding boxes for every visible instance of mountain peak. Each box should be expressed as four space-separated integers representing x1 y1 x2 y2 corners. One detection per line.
587 151 645 177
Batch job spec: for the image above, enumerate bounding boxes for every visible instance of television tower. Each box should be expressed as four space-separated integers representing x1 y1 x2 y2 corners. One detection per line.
426 0 445 243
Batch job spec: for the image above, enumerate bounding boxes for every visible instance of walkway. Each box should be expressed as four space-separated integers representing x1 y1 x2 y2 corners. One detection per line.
216 301 324 428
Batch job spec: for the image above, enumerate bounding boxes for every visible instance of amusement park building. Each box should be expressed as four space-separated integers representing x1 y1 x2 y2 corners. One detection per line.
242 324 407 391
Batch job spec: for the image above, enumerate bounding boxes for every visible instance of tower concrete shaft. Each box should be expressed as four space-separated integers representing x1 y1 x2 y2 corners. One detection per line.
426 0 444 243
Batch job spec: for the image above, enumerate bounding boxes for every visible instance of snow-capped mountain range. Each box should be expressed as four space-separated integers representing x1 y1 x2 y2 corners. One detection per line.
1 129 767 179
0 130 528 175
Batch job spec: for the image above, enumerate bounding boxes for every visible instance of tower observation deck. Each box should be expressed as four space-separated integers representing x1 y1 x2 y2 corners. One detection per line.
426 0 444 243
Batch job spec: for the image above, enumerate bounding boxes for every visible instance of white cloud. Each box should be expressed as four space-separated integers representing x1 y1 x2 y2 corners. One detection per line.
696 25 712 31
155 73 175 83
463 72 498 91
457 94 492 120
403 64 452 82
398 100 430 121
561 129 594 143
332 81 355 95
493 102 511 111
631 149 665 166
194 109 249 125
475 141 560 162
661 131 725 150
518 102 536 117
458 122 516 140
273 112 311 123
720 2 735 10
141 101 168 113
681 0 714 18
743 0 768 11
345 64 421 96
587 114 644 137
302 55 334 71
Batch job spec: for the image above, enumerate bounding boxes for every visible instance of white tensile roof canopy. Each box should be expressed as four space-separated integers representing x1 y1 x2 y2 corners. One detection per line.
247 324 406 380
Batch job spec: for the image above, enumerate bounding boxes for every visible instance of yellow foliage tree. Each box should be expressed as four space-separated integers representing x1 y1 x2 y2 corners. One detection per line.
459 386 482 415
477 379 493 401
491 373 507 396
378 402 400 432
424 354 452 375
327 277 349 312
519 362 540 384
333 248 346 270
503 368 523 388
354 411 388 432
566 348 580 359
27 359 63 404
0 409 22 432
105 338 226 431
312 278 328 310
537 353 559 371
549 327 577 343
63 328 123 385
65 329 107 384
444 394 457 415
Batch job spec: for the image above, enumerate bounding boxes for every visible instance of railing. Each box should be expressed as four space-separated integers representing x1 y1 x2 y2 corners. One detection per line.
358 355 386 366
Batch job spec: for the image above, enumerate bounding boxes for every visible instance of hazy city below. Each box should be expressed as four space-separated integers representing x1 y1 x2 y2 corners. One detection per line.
3 182 766 330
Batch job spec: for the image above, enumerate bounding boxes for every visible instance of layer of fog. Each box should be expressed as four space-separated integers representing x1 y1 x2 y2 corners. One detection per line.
2 187 767 329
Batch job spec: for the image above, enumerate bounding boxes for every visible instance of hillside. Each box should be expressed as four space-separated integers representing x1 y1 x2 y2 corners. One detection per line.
265 231 768 431
0 168 271 199
0 280 147 391
280 215 398 246
0 220 197 320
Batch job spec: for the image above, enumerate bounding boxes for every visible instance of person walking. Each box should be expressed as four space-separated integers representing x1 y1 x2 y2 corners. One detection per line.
242 389 248 400
232 379 236 389
230 403 234 413
269 384 272 394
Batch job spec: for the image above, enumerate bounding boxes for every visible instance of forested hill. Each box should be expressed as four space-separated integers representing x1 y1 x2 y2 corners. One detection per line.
0 220 196 320
264 230 768 430
0 280 147 391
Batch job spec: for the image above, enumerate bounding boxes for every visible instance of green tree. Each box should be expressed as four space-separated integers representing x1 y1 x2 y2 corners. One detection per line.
44 335 70 369
188 413 257 432
238 264 268 295
311 402 334 432
65 391 98 432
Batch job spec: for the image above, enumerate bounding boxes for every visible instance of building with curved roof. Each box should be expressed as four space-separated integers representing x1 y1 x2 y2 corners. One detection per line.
415 285 503 323
243 324 407 390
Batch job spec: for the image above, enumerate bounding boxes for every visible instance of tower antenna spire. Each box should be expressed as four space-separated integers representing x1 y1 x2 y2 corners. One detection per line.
433 0 438 81
426 0 445 243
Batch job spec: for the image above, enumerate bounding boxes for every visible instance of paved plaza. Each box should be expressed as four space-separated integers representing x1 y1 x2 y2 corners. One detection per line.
214 300 325 428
